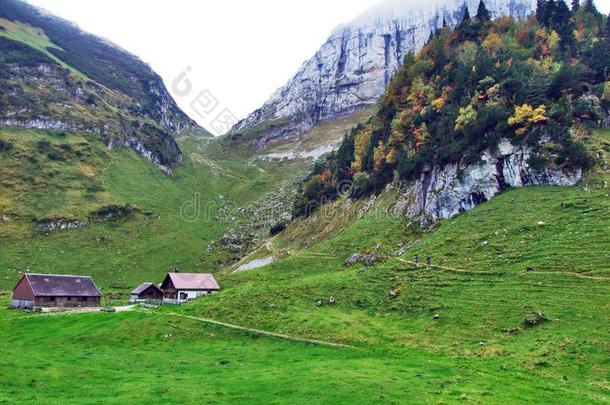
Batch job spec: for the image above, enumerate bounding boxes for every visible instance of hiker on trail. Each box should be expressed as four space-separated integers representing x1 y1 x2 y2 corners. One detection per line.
427 255 432 270
415 255 419 267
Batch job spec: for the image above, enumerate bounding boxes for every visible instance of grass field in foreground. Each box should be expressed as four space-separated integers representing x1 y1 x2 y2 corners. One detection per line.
0 299 605 405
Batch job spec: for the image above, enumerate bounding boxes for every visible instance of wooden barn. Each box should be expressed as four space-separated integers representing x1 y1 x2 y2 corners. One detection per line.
161 272 219 303
12 273 102 309
130 282 163 303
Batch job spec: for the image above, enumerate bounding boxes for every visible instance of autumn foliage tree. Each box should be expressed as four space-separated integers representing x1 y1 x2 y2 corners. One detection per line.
508 104 548 135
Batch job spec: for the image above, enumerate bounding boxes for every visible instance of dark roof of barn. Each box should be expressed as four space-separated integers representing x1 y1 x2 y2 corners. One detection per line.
24 274 101 297
131 282 162 295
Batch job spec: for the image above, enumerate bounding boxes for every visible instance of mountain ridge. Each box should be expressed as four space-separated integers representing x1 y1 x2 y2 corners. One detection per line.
0 0 202 173
232 0 536 147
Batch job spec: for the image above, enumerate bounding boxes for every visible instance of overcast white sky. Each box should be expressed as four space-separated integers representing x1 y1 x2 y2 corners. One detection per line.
25 0 610 131
26 0 381 127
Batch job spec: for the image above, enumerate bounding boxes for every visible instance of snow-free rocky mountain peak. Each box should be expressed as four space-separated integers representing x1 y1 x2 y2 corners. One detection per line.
233 0 535 146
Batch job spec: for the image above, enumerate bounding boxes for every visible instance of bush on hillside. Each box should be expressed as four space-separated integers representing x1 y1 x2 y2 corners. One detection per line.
0 138 12 152
269 223 287 236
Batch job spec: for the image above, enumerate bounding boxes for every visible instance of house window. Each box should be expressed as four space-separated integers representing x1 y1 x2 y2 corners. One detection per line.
179 292 188 300
67 297 72 301
50 297 55 302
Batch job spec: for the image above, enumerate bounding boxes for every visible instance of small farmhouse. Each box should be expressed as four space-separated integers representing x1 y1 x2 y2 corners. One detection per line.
161 272 219 303
130 282 163 303
12 273 102 309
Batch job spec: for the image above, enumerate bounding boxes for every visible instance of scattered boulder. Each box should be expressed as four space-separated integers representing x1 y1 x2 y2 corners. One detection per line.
36 217 88 232
537 221 545 227
315 297 336 306
389 289 398 299
344 254 365 267
523 312 548 328
220 234 243 246
343 253 381 267
432 314 441 320
363 254 379 266
89 204 135 221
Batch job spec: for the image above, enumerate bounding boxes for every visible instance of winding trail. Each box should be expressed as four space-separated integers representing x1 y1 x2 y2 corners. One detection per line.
397 259 610 281
167 312 356 349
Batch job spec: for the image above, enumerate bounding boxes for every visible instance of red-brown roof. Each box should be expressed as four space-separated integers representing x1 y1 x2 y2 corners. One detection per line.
20 274 101 297
166 273 219 290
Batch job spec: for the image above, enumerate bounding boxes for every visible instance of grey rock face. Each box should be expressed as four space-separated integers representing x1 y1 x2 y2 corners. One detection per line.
0 61 184 175
394 139 582 223
0 118 89 133
234 0 535 145
108 137 179 176
36 218 88 232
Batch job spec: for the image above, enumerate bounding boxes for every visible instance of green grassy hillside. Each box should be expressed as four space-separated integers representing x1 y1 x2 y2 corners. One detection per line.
164 130 610 402
0 126 296 295
0 120 608 402
0 150 607 403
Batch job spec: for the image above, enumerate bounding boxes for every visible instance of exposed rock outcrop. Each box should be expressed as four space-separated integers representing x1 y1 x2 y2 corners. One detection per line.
36 218 88 232
233 0 535 146
394 139 582 223
343 253 381 267
108 136 181 176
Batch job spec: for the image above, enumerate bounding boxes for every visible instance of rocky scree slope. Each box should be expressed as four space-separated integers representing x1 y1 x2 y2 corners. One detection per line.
232 0 535 147
0 0 200 174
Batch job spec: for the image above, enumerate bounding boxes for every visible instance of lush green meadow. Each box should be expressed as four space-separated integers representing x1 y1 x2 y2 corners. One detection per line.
0 299 605 404
0 129 608 403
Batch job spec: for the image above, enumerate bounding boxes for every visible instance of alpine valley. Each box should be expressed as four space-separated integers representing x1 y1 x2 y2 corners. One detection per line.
0 0 608 403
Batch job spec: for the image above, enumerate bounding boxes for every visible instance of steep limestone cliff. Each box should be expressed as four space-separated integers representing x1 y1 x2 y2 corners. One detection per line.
394 139 582 223
233 0 535 146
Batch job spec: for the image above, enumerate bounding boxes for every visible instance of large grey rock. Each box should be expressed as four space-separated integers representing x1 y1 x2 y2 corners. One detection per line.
394 139 582 223
233 0 535 146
